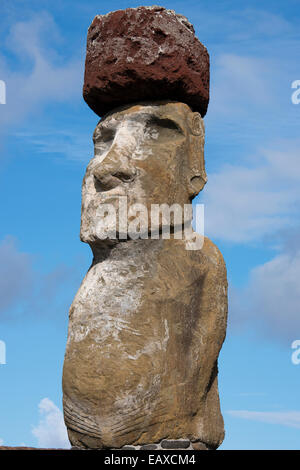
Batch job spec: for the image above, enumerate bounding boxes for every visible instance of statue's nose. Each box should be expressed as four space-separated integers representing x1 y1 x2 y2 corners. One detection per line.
93 148 136 191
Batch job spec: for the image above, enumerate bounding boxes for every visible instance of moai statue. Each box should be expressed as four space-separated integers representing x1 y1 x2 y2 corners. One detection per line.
63 6 228 451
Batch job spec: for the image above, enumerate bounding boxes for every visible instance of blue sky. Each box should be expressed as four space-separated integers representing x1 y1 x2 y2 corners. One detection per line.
0 0 300 449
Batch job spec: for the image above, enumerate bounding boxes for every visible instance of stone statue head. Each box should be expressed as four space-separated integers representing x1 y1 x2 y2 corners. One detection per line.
80 101 207 244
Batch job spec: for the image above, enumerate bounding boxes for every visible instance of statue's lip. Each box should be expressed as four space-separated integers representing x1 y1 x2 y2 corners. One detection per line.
98 188 127 198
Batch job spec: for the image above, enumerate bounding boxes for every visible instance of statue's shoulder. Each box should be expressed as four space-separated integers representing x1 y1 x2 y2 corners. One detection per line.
202 236 225 263
190 236 227 276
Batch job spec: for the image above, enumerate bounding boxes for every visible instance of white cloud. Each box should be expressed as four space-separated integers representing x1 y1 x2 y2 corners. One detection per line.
0 234 82 322
211 54 273 115
0 236 69 318
32 398 69 449
0 12 82 131
201 141 300 243
15 128 93 163
228 228 300 342
232 9 292 39
206 14 300 134
191 7 294 43
246 248 300 340
203 140 300 342
0 438 4 445
227 410 300 429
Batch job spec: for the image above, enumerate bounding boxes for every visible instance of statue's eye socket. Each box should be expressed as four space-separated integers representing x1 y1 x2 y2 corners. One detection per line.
145 117 183 141
100 127 115 143
93 126 116 157
151 118 182 132
93 126 116 145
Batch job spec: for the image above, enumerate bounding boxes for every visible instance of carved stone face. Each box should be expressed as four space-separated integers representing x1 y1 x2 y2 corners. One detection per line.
80 101 207 243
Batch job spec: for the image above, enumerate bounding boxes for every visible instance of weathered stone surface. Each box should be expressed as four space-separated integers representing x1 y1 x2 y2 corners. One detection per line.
63 237 227 450
83 6 209 117
122 439 196 450
140 444 158 450
192 441 210 450
62 101 228 450
161 439 190 449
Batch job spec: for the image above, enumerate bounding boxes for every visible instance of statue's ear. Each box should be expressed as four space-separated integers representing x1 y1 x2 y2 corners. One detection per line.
188 112 204 137
187 112 207 198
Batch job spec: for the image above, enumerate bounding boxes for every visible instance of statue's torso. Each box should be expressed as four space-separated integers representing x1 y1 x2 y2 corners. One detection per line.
63 237 227 449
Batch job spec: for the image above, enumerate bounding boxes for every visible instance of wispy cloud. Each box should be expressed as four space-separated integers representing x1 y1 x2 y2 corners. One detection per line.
204 8 300 151
228 410 300 429
239 248 300 341
15 128 93 163
200 138 300 342
0 12 82 131
196 8 295 43
211 54 274 115
32 398 69 448
201 140 300 243
0 235 82 322
227 223 300 342
0 236 33 314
